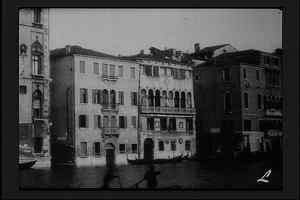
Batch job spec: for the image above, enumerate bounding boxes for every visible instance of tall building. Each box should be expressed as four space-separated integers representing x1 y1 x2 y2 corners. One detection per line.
124 47 197 160
19 8 51 156
193 49 283 159
50 45 139 166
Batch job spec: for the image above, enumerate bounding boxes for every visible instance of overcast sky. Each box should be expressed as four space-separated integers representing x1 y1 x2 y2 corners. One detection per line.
49 9 282 56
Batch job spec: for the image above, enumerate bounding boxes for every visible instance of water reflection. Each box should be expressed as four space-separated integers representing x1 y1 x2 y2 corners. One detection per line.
20 160 282 189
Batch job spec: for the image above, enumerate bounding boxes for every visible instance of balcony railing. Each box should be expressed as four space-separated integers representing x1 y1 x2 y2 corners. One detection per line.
102 127 120 136
101 75 118 81
141 129 194 135
101 104 119 113
141 106 195 114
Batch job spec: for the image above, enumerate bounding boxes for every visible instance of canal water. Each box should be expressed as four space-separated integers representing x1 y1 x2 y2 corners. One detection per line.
20 159 282 189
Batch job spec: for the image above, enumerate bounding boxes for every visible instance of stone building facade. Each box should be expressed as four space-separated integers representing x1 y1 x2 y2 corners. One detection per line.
19 8 51 156
50 46 139 166
193 49 283 158
125 48 197 160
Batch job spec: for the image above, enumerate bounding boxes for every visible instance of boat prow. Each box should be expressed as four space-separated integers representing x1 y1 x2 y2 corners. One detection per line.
19 159 37 170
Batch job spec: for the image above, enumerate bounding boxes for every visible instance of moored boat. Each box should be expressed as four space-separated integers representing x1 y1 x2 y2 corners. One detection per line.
19 145 37 170
127 155 184 165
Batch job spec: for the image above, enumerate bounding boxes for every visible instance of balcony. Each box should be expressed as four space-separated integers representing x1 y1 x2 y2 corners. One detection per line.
141 129 194 136
102 127 120 137
101 104 119 113
265 109 282 117
101 75 118 82
140 106 196 114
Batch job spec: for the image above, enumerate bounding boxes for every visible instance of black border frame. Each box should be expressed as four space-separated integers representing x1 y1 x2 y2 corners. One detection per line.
2 0 299 199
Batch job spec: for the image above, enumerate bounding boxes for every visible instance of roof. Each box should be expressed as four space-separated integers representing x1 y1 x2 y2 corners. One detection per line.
195 49 279 68
198 44 231 53
50 45 134 63
122 53 192 66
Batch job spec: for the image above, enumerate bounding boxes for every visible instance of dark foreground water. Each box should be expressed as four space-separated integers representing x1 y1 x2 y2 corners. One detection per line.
20 159 282 189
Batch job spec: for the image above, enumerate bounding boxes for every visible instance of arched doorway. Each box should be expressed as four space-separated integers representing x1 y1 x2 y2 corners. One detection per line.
104 143 115 169
144 138 154 161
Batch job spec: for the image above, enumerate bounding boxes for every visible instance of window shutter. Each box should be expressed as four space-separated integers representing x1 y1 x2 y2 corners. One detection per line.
124 116 127 128
86 115 89 128
99 90 103 104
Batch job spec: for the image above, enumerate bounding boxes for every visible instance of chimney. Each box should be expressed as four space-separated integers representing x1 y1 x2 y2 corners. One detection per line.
194 43 200 54
65 45 71 54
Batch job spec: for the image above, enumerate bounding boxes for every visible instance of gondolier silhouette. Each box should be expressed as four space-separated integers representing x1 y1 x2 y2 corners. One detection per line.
101 167 122 189
131 164 160 188
144 165 160 188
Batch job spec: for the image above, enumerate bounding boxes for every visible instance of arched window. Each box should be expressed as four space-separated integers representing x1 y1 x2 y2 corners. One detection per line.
162 91 167 107
174 91 180 108
155 90 160 107
181 92 186 108
187 92 192 108
148 89 154 107
110 90 116 108
141 89 147 106
32 89 43 118
102 89 109 106
31 39 43 76
168 91 173 107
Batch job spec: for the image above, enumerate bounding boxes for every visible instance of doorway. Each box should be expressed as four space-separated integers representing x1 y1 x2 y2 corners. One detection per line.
144 138 154 161
34 137 43 153
105 143 115 169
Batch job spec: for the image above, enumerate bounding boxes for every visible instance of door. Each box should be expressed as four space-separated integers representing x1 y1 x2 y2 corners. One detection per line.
144 138 154 161
34 137 43 153
105 143 115 169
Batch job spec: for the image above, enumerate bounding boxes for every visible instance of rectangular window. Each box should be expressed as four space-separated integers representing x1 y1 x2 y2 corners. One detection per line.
169 118 176 131
103 116 109 128
130 67 135 79
92 89 101 104
158 141 164 151
94 142 101 156
244 92 249 109
244 120 252 131
118 91 124 105
80 88 88 103
224 92 232 113
94 115 101 129
160 118 167 131
131 116 137 128
162 67 167 76
33 8 41 24
119 144 126 153
93 62 99 74
256 70 260 81
118 65 123 77
186 118 193 131
119 116 127 128
109 64 115 77
185 140 191 151
179 69 186 79
79 61 85 73
153 66 159 77
80 142 88 156
144 65 152 76
171 140 176 151
19 85 27 94
222 68 230 81
131 92 137 105
79 115 88 128
131 144 137 153
257 94 262 109
147 118 154 130
102 64 108 76
243 68 247 79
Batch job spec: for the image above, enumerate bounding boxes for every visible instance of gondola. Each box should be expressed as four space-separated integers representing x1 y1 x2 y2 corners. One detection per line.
19 145 37 170
19 160 37 170
127 155 184 165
